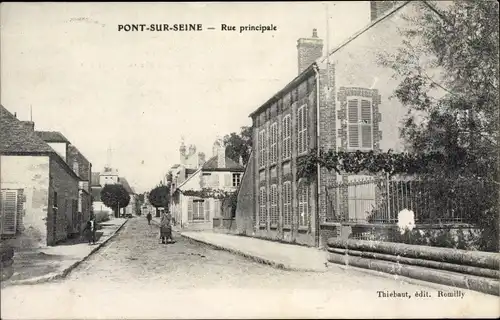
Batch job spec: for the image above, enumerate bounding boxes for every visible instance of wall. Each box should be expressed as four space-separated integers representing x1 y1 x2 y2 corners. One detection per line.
48 156 79 244
100 174 119 185
47 142 67 162
0 155 50 248
235 152 255 235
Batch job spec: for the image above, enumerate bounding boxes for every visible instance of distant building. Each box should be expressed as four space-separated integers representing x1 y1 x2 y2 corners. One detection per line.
0 105 81 247
171 139 244 230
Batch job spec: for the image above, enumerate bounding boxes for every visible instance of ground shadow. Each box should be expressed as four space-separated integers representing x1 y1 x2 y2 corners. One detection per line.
56 231 105 246
9 250 67 281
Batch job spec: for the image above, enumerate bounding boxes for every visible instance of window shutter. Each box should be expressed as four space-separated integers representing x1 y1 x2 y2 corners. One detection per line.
187 198 193 221
361 126 373 148
1 190 18 235
348 99 358 123
361 99 372 148
204 200 210 221
349 125 359 147
361 100 371 123
224 174 231 187
297 108 302 153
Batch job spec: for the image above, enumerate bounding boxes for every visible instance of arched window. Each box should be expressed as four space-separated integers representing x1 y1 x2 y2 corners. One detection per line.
282 181 292 227
259 187 267 225
298 180 309 227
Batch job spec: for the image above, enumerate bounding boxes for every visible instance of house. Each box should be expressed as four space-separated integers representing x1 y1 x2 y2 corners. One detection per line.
171 139 245 230
91 167 119 215
36 131 93 233
0 105 81 247
235 1 450 247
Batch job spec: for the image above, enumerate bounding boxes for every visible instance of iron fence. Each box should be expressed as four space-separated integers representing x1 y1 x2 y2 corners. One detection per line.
325 175 493 225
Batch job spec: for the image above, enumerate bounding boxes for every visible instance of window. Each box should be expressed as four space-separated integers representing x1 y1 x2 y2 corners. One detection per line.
53 192 58 208
297 105 308 154
270 122 278 164
282 182 292 227
232 173 241 187
348 98 373 149
258 129 266 167
270 184 278 225
191 200 205 221
282 115 291 159
1 190 18 235
259 187 267 225
298 182 309 227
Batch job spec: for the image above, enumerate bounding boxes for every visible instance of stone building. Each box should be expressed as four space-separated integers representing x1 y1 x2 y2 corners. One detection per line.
235 1 449 247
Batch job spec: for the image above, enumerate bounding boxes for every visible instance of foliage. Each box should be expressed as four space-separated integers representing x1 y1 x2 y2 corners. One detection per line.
378 0 499 252
223 126 252 166
182 188 235 200
100 184 130 218
148 185 170 208
94 211 110 223
297 148 469 180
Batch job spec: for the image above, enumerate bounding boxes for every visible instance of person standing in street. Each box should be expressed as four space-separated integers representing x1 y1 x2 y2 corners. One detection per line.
159 211 173 244
146 212 152 225
83 215 96 245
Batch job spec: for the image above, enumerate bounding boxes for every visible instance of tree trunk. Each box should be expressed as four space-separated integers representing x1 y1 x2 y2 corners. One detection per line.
156 207 160 218
114 207 119 218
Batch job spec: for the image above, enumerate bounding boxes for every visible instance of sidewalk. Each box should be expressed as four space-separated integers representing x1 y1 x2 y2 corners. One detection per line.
181 231 328 272
1 218 128 288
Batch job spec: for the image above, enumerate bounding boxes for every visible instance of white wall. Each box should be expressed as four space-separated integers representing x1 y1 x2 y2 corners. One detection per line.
100 174 119 185
47 142 67 161
330 1 448 153
0 155 50 247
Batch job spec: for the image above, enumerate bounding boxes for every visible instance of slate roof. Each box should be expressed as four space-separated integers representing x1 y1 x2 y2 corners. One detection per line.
202 155 245 171
0 105 55 154
36 131 70 143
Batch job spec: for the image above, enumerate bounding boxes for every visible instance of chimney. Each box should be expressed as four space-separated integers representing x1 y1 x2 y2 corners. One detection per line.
297 28 324 75
370 1 397 22
179 140 186 164
239 156 244 166
21 121 35 132
216 140 225 168
198 152 206 167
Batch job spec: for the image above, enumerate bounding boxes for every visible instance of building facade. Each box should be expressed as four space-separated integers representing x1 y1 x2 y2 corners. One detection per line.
236 1 446 247
1 105 81 247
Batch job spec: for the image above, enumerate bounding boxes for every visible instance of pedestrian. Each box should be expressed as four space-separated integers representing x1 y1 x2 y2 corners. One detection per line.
146 212 152 225
159 211 173 244
83 215 96 245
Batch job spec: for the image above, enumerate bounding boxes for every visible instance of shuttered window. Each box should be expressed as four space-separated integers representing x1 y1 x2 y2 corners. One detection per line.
298 182 309 227
282 182 292 227
258 129 266 167
259 187 267 225
1 190 18 235
282 115 291 159
347 97 373 149
224 173 231 187
211 174 220 188
270 122 278 164
270 184 278 225
192 200 204 221
297 105 308 154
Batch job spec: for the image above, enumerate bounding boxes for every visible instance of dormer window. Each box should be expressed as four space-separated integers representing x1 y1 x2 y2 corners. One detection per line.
72 160 79 174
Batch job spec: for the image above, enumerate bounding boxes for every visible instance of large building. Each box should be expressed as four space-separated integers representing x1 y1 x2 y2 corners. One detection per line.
235 1 449 247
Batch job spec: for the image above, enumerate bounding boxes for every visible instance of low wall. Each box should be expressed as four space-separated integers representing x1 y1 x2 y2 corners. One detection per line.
327 238 500 296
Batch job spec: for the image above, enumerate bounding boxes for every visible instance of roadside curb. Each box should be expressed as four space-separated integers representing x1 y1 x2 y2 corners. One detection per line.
180 233 327 273
3 219 129 287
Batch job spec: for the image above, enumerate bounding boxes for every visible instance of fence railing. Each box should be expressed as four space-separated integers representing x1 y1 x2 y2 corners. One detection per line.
325 175 492 225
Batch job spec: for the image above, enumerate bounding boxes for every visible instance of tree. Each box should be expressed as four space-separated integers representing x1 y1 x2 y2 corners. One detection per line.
223 126 252 166
101 184 131 218
148 185 170 217
378 1 499 251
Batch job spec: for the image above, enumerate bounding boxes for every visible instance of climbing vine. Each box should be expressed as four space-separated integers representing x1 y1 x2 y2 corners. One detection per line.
181 188 235 200
297 148 472 181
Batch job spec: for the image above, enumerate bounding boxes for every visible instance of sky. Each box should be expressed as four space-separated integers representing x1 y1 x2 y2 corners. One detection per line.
1 2 371 193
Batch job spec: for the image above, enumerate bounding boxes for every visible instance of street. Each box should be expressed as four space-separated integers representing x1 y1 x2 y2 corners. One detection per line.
1 217 498 319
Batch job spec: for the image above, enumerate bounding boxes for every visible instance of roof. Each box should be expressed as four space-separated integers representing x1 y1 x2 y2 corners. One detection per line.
248 63 317 118
35 131 70 143
202 155 245 172
0 105 56 154
67 144 91 166
91 172 101 186
119 177 135 194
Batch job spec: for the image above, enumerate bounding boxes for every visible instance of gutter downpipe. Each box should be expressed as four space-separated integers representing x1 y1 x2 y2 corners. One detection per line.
313 64 321 248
